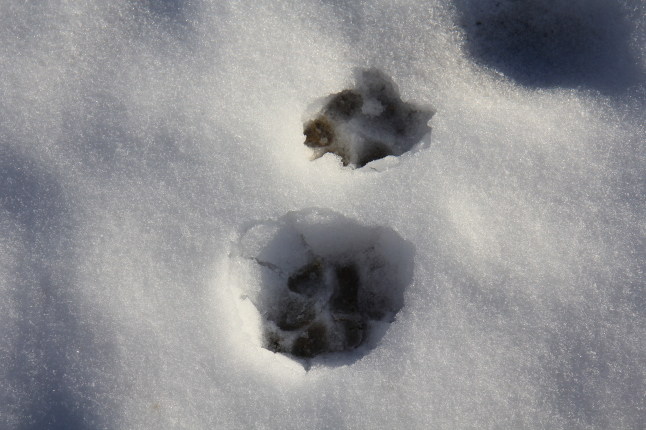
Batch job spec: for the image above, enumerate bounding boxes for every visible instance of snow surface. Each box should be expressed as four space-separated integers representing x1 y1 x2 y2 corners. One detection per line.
1 0 645 429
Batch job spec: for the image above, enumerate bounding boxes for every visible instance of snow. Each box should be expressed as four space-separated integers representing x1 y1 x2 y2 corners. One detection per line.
1 0 645 429
229 208 414 365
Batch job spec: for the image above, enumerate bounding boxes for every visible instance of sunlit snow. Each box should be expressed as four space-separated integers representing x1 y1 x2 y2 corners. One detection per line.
1 0 645 429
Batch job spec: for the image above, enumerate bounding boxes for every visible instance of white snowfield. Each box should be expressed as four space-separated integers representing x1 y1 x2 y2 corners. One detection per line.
0 0 645 429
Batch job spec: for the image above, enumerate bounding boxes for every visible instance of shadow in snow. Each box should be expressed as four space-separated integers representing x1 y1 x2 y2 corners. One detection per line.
455 0 644 93
137 0 197 39
147 0 186 18
0 146 107 429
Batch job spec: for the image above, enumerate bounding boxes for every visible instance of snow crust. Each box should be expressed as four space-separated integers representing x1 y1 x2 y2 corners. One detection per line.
1 0 645 428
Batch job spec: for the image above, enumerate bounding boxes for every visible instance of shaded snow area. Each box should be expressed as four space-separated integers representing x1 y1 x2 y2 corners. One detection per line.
1 0 645 429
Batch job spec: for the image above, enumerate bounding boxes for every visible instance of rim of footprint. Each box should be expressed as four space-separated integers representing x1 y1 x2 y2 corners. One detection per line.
230 209 415 367
303 68 435 168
